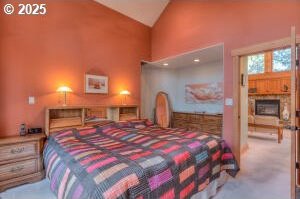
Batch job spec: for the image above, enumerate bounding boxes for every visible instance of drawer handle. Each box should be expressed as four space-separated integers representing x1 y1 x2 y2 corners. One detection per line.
11 147 25 154
10 165 24 173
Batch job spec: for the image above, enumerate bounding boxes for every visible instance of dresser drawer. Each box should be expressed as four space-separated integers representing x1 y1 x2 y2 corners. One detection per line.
0 159 38 182
173 112 188 120
173 121 187 129
0 142 38 162
187 124 201 131
189 114 203 123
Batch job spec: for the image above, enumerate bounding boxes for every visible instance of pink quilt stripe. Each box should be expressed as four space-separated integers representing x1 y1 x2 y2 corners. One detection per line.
162 145 180 154
148 169 172 191
46 153 58 175
86 157 117 173
160 188 175 199
103 173 139 199
222 153 233 160
198 164 210 178
79 128 96 136
72 184 83 199
80 153 107 165
58 168 70 199
180 181 194 199
212 151 221 161
188 141 201 149
56 130 72 138
134 136 151 144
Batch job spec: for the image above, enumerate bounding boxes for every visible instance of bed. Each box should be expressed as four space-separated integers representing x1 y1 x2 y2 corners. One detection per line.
43 119 239 199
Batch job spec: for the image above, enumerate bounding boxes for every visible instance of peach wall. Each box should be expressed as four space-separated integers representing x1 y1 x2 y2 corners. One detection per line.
151 0 300 148
0 0 150 137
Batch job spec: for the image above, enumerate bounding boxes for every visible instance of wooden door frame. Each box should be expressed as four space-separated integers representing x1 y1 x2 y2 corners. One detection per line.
291 27 297 199
232 29 300 199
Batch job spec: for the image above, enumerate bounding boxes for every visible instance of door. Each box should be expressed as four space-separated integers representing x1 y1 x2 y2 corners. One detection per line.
240 56 249 153
296 43 300 199
291 27 299 199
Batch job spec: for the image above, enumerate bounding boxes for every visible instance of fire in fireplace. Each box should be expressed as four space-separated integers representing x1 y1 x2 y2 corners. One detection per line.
255 99 280 118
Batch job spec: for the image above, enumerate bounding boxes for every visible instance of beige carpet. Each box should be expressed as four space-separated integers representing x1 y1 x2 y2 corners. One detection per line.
0 130 291 199
215 130 291 199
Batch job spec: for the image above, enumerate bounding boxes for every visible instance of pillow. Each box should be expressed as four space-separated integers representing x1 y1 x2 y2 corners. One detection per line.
116 119 154 129
114 121 133 128
88 120 115 128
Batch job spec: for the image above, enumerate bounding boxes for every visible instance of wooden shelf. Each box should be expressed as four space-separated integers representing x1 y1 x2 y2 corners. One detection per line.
249 92 290 96
45 105 139 136
49 117 82 129
248 72 291 95
119 113 138 121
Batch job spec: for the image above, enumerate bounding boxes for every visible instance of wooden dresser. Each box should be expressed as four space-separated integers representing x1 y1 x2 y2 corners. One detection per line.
172 112 223 136
0 134 46 192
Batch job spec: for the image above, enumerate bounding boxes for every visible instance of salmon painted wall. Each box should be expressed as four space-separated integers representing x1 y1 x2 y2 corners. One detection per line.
151 0 300 148
0 0 150 137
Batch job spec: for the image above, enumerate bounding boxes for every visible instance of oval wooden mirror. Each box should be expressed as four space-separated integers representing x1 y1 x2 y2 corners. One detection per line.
155 92 171 128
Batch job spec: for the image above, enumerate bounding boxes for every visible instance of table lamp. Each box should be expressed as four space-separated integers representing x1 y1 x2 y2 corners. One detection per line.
120 90 130 105
57 86 72 106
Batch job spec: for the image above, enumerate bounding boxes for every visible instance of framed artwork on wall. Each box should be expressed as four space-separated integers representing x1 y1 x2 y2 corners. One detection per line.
85 74 108 94
185 82 223 104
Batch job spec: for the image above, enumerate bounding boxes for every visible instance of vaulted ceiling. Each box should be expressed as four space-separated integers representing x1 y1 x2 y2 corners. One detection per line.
94 0 170 27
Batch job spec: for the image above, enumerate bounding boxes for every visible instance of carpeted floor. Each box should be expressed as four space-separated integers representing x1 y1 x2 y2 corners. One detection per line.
0 130 291 199
214 130 291 199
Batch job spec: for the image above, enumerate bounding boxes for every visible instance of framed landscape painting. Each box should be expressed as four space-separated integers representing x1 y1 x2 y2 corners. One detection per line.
185 82 223 104
85 74 108 94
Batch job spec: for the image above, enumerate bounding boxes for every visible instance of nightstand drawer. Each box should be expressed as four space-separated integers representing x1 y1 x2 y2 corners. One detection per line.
0 142 38 162
0 159 38 181
0 134 45 191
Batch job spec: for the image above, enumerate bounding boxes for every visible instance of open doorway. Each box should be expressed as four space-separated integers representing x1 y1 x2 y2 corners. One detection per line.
239 47 292 199
231 28 300 199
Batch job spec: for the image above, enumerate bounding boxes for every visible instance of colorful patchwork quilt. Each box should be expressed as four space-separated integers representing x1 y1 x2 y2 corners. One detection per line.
44 120 239 199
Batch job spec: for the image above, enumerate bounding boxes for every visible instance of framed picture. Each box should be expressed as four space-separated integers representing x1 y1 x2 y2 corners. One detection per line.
185 82 223 104
85 74 108 94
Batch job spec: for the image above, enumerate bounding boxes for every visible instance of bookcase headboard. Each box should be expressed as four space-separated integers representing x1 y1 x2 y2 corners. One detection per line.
45 105 139 136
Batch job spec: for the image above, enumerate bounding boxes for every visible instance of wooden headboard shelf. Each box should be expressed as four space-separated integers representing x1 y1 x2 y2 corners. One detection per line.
45 105 139 136
49 117 82 129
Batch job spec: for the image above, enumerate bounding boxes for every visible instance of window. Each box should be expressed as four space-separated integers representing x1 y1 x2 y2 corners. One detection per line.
247 48 291 75
248 53 265 74
272 48 291 72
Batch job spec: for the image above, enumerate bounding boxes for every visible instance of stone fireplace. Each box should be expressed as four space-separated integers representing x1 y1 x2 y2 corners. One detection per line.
249 95 290 121
255 99 280 118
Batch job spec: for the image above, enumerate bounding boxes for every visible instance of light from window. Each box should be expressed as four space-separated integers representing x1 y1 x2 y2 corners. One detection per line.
272 48 291 72
248 53 265 74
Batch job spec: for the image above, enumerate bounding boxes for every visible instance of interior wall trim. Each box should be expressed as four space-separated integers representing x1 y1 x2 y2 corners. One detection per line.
231 35 300 57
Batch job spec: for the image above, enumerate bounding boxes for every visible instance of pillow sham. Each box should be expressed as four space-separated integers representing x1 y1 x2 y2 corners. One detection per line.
115 119 154 129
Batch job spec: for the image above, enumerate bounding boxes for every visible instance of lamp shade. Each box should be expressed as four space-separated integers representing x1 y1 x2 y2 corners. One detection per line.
120 90 130 95
57 86 73 93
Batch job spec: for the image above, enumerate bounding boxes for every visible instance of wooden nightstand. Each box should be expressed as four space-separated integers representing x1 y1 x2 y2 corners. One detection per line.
0 134 46 192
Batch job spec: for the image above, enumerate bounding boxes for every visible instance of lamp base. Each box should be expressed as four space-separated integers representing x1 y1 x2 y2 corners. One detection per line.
121 96 127 106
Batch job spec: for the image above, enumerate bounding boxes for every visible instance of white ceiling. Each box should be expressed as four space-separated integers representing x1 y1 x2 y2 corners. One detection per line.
144 44 224 69
94 0 169 27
